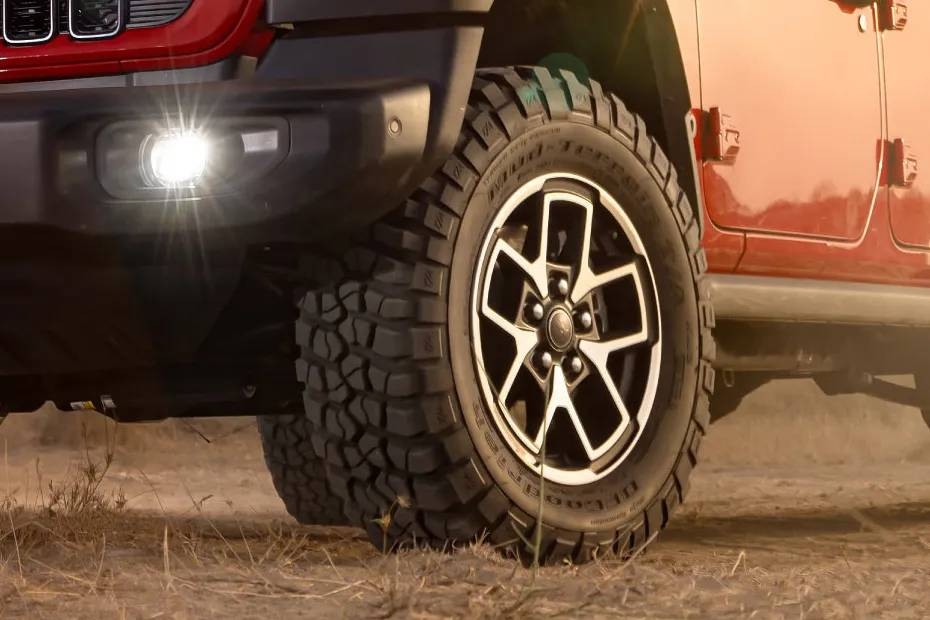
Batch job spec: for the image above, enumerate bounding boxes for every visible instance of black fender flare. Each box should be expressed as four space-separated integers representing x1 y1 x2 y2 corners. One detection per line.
262 0 700 228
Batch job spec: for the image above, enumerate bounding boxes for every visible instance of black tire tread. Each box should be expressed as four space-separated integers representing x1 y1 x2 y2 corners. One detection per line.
258 415 347 526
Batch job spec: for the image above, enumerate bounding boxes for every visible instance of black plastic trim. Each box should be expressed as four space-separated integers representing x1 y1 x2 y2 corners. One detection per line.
0 59 236 93
265 0 492 24
256 26 482 179
644 0 701 232
0 24 483 242
19 81 431 237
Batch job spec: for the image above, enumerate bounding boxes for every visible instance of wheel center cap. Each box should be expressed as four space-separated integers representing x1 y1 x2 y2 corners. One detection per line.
546 308 574 351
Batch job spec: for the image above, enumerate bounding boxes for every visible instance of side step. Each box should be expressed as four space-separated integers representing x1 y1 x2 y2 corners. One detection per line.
708 274 930 430
708 274 930 327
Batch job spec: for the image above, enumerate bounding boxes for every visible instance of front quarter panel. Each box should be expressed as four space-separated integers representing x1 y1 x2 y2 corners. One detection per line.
666 0 747 272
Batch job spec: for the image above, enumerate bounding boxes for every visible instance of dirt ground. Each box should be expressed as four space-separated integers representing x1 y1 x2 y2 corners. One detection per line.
1 379 930 619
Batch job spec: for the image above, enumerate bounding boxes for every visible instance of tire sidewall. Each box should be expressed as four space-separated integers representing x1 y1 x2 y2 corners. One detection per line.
448 121 700 532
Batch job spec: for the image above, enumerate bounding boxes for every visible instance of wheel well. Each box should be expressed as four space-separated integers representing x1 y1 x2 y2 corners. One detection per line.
479 0 698 213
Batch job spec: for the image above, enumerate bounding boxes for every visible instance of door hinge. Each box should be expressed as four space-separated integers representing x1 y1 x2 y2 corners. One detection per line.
881 138 919 188
878 0 908 31
701 107 741 164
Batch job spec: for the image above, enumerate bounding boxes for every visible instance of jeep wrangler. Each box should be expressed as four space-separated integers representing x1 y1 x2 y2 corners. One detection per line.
0 0 926 563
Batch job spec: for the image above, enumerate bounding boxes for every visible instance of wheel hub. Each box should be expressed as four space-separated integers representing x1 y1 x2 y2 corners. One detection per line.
545 307 574 351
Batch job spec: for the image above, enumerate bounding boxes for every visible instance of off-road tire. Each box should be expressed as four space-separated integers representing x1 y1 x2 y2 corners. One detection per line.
258 415 346 525
299 66 714 563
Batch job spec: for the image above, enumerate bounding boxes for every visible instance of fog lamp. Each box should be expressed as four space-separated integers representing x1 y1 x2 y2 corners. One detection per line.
144 131 210 188
96 117 289 200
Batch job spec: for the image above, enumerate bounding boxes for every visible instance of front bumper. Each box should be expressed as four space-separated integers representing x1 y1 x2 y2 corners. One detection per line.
0 24 482 240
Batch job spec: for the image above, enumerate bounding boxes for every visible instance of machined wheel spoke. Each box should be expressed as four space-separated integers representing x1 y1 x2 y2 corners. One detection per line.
572 261 640 304
480 290 538 407
580 327 650 358
577 338 634 441
493 236 548 297
556 189 643 304
481 298 528 342
534 366 598 461
496 336 537 409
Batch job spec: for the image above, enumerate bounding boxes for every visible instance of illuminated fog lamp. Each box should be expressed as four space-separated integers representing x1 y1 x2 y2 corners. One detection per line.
144 131 210 188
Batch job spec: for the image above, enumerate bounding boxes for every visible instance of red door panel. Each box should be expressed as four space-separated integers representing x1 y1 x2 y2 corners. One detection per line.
698 0 882 241
738 190 930 287
885 6 930 254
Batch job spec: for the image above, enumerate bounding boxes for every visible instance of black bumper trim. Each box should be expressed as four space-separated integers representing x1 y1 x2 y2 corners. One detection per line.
0 80 430 237
265 0 493 24
0 24 483 240
0 59 237 95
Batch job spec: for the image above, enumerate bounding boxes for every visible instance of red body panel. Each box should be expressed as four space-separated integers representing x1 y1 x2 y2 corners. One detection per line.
0 0 262 83
666 0 747 273
884 12 930 254
698 1 881 243
667 1 930 287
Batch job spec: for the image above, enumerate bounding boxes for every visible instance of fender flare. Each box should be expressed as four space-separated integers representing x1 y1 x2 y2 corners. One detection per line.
263 0 702 227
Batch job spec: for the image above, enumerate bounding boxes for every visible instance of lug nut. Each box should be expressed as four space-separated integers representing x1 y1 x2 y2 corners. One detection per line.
539 351 553 370
556 278 570 297
528 303 545 322
578 311 593 330
569 356 583 374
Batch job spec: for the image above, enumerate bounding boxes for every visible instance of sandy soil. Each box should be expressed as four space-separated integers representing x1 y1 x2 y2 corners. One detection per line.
1 379 929 619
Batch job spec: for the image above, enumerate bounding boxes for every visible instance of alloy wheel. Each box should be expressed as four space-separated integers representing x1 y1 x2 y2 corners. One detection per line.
472 173 662 486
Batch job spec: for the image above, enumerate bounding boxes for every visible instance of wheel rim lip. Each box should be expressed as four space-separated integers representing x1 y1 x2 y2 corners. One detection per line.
470 172 663 487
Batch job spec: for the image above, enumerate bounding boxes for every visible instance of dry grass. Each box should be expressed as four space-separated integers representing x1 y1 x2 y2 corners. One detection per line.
1 405 930 618
2 483 929 619
0 432 373 617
